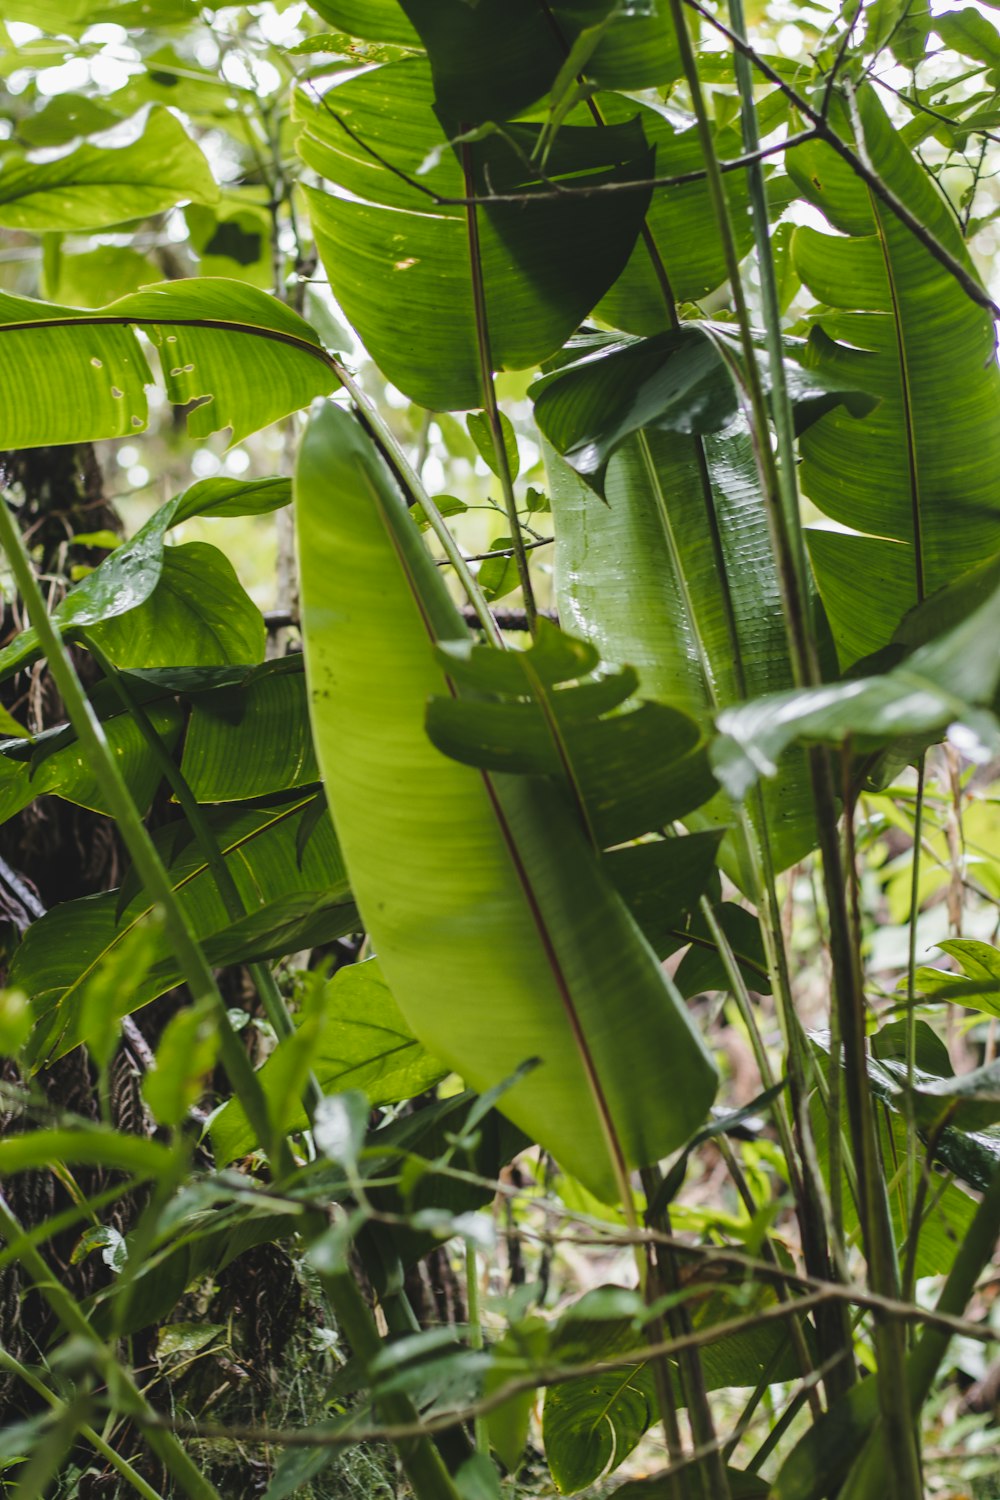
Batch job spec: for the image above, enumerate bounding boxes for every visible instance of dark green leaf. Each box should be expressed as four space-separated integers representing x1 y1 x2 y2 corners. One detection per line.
295 61 653 409
0 105 218 230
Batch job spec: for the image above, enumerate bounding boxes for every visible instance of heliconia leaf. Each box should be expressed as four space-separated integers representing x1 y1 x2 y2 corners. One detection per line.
534 329 740 492
180 659 317 801
296 400 717 1202
541 422 817 887
790 84 1000 665
14 795 357 1066
0 105 219 231
0 278 338 449
393 0 680 122
0 701 181 828
307 0 420 44
426 624 716 848
294 59 653 410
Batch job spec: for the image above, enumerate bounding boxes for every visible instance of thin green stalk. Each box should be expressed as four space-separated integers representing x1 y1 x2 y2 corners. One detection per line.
637 1173 694 1500
460 137 538 634
0 1195 218 1500
81 634 322 1117
900 1108 954 1305
726 0 812 608
642 1165 730 1500
714 1133 822 1419
0 495 281 1172
319 1265 462 1500
819 763 921 1494
841 1161 1000 1500
465 1241 491 1460
0 1344 165 1500
904 757 926 1220
666 0 815 692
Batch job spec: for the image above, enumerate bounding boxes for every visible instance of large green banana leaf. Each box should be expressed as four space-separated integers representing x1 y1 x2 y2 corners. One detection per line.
790 85 1000 665
0 278 337 448
294 60 653 411
295 400 717 1201
540 413 816 884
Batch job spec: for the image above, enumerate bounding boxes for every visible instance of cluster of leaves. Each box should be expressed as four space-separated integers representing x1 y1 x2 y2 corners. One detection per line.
0 2 999 1499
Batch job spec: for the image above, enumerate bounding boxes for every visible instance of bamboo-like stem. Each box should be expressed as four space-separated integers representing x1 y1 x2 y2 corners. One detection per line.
714 1133 823 1419
0 1195 219 1500
663 5 851 1398
904 757 927 1223
673 0 917 1470
638 1166 697 1500
319 1265 463 1500
465 1241 491 1460
641 1164 729 1500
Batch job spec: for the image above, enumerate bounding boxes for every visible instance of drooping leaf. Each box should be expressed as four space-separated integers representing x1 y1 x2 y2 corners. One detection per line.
711 580 1000 803
602 830 723 957
790 85 1000 664
393 0 680 122
296 400 717 1202
533 329 740 492
294 60 653 410
0 105 218 231
593 97 756 333
0 278 338 448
